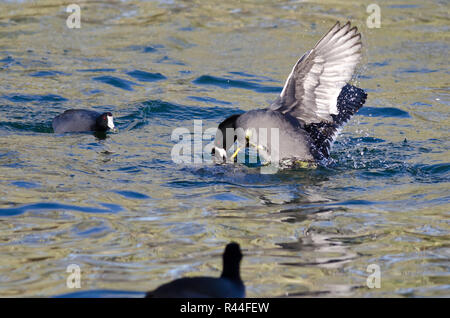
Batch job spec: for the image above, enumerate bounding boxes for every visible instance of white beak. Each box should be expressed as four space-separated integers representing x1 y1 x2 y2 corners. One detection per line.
107 115 115 130
214 147 227 162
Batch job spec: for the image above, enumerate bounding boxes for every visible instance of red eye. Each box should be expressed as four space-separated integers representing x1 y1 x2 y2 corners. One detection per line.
103 115 107 120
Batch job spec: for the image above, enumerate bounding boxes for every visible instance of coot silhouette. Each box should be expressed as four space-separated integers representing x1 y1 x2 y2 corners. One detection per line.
145 242 245 298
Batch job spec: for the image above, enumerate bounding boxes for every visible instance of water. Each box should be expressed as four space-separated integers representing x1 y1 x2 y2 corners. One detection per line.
0 0 449 297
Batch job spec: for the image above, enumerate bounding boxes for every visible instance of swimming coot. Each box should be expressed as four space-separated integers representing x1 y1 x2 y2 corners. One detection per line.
52 109 115 133
145 242 245 298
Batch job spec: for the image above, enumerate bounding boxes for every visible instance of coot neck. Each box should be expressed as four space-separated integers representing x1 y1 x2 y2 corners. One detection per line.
221 259 242 283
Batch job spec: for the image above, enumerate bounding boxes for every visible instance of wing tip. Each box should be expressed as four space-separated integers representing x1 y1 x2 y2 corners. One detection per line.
317 21 362 47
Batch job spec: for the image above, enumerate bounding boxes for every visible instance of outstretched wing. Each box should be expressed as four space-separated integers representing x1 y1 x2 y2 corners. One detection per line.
271 21 362 124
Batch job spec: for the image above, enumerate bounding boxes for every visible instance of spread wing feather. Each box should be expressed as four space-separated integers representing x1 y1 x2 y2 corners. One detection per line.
271 21 363 125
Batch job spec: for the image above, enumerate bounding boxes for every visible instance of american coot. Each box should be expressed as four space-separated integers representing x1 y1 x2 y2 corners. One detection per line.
146 242 245 298
212 21 367 166
52 109 115 133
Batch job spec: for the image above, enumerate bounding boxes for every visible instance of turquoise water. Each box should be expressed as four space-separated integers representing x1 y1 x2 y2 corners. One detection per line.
0 0 448 297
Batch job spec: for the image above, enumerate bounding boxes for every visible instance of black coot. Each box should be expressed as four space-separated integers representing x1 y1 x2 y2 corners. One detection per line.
146 242 245 298
52 109 115 133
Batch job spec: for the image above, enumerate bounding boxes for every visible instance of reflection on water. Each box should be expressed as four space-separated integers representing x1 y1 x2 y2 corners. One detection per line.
0 0 449 297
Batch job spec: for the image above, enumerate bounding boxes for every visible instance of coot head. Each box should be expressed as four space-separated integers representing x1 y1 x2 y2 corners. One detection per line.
221 242 243 281
96 112 115 132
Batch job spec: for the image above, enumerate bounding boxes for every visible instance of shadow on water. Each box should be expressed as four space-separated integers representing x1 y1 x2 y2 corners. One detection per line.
0 202 123 217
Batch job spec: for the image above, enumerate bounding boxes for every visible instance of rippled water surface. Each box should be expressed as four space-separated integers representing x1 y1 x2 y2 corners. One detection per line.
0 0 449 297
